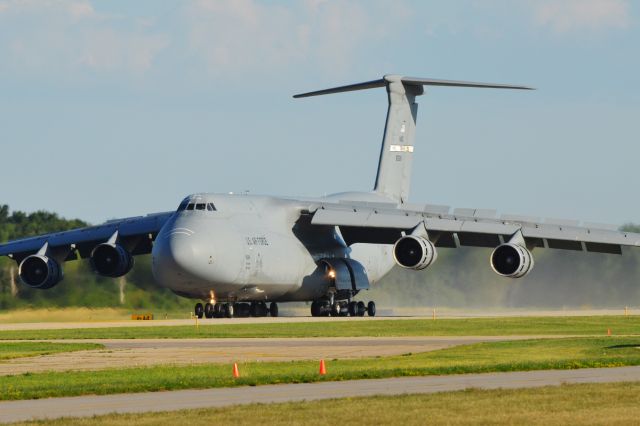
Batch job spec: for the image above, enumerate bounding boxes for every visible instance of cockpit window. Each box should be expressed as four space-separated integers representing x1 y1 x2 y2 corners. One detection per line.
180 200 217 213
177 200 188 211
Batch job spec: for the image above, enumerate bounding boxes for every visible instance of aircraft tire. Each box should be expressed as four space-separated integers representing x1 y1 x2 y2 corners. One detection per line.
339 303 349 316
204 303 214 319
250 302 260 317
348 301 357 317
310 301 321 317
213 303 224 318
235 303 251 317
322 302 332 317
356 301 366 317
331 303 341 317
269 302 279 317
257 302 268 317
224 303 234 318
367 301 376 317
195 303 204 319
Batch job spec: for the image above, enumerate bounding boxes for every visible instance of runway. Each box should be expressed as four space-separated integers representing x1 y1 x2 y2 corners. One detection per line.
0 336 530 375
0 316 421 331
2 365 639 423
0 308 633 331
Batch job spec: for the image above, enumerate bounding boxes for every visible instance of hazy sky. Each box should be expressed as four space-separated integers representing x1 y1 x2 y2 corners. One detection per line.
0 0 638 225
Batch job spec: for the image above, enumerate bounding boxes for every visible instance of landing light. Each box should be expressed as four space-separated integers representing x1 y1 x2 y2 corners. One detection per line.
328 269 336 279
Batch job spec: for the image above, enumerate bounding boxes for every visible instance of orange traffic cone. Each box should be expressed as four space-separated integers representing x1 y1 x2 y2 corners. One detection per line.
319 359 327 375
233 363 240 378
607 328 612 336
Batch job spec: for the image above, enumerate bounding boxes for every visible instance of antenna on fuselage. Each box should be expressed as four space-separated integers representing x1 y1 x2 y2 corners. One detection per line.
294 75 534 204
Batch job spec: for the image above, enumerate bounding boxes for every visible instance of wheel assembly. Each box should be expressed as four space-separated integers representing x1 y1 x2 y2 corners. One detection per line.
367 301 376 317
269 302 279 317
224 303 234 318
194 303 204 319
204 303 214 319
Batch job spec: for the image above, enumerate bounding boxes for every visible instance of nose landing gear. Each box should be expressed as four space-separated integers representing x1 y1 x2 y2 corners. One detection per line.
223 303 234 318
194 301 280 319
204 303 215 319
195 303 204 319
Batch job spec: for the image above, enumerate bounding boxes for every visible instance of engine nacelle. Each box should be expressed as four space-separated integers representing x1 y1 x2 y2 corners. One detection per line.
490 243 534 278
18 255 63 289
90 243 134 278
392 235 438 270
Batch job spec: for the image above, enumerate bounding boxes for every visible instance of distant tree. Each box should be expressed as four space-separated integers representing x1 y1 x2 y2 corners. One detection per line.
0 205 8 223
621 223 640 233
0 205 191 311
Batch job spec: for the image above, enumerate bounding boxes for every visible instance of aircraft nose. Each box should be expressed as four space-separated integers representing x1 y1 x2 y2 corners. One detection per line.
168 233 197 271
152 230 198 286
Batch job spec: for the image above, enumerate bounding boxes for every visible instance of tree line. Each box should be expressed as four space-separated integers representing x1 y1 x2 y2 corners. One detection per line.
0 205 191 311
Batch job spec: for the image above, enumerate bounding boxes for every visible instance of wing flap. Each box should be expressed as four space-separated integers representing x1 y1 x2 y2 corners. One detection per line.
585 242 623 254
547 239 583 251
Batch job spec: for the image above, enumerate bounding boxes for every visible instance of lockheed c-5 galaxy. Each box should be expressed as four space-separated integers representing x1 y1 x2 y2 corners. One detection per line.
2 75 639 319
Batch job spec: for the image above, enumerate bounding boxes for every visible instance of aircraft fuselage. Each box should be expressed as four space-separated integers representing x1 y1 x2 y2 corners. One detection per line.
151 193 395 303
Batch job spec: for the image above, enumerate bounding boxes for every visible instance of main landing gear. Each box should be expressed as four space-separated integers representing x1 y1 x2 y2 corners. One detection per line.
194 301 278 319
310 300 376 317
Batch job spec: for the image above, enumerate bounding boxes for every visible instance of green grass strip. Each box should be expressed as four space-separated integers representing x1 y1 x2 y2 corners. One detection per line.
2 337 640 401
0 316 638 340
0 342 103 361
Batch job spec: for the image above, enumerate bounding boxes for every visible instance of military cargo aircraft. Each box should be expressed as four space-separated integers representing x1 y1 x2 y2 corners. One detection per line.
2 75 639 319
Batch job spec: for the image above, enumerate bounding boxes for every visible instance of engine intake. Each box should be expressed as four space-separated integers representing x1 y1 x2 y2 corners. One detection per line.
18 255 63 289
90 243 134 278
393 235 437 270
490 243 534 278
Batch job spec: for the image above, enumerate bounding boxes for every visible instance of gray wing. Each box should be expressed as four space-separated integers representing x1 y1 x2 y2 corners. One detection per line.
310 202 640 254
0 212 173 263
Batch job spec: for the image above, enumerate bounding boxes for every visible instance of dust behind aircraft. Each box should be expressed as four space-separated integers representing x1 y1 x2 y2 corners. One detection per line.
2 74 639 319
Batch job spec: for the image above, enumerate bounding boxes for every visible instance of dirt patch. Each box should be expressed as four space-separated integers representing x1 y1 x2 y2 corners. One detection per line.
0 336 527 375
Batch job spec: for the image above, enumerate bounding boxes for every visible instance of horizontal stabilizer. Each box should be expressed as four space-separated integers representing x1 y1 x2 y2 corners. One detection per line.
293 79 386 98
401 77 533 90
293 75 534 98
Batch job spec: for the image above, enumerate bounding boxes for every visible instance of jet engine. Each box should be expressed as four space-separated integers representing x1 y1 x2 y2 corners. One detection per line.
392 235 437 270
18 255 63 289
490 243 534 278
90 243 134 278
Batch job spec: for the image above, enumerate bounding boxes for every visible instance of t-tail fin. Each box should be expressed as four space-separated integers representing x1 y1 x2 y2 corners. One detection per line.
294 75 533 204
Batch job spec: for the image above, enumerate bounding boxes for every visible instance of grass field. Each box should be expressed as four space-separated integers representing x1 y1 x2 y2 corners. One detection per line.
12 381 640 425
2 337 639 400
0 342 103 361
0 315 637 340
